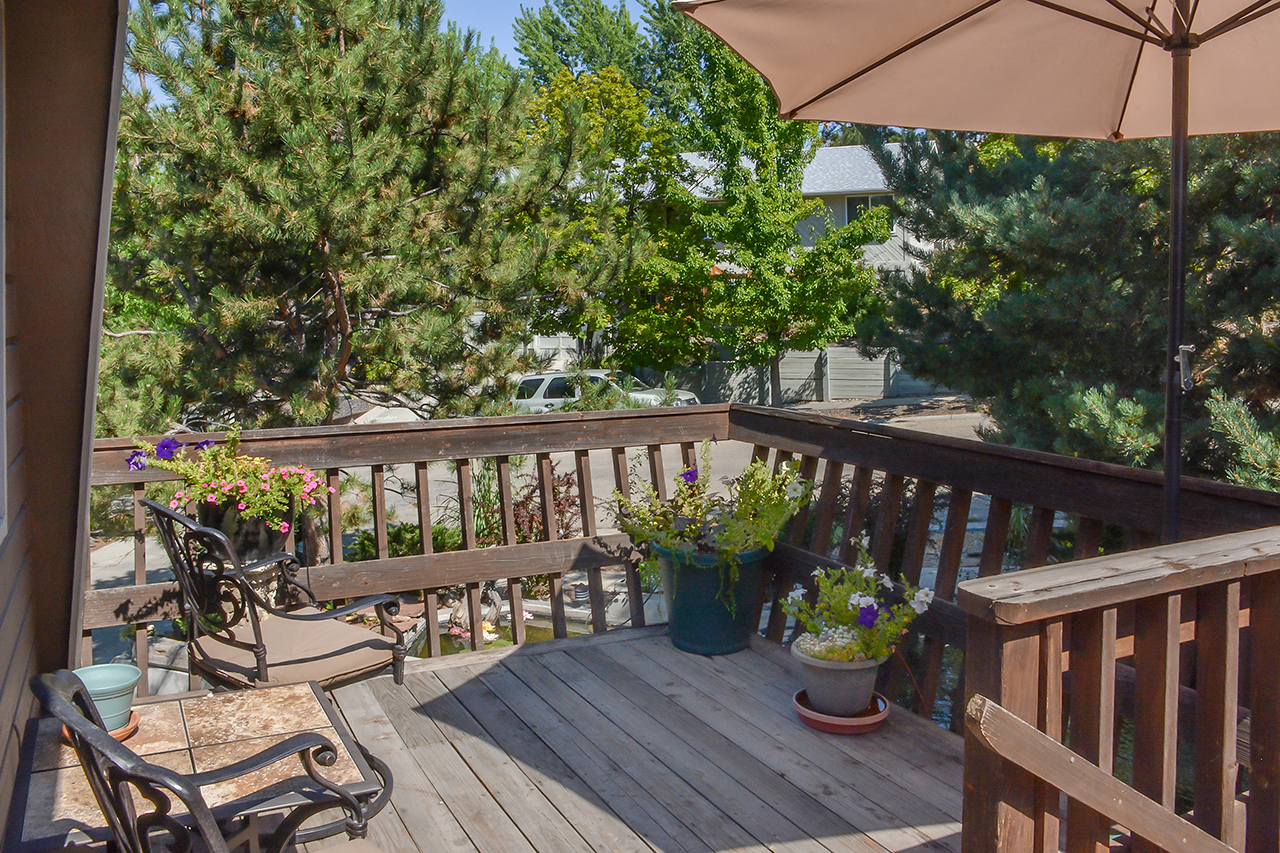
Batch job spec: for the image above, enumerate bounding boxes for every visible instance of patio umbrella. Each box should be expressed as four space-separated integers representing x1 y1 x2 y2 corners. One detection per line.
674 0 1280 541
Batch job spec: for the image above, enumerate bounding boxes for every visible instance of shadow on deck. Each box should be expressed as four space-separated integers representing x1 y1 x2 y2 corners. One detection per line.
323 627 962 853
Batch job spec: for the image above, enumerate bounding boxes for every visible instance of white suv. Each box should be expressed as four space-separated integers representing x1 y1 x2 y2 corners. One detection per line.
510 371 701 413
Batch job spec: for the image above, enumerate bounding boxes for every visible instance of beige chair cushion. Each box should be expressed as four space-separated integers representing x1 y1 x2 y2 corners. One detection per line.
192 607 396 690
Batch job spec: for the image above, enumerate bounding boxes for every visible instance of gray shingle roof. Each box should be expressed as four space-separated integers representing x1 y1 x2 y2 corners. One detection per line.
801 144 899 195
680 143 898 200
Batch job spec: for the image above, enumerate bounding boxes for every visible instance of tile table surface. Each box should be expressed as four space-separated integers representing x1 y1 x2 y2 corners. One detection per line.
18 682 375 850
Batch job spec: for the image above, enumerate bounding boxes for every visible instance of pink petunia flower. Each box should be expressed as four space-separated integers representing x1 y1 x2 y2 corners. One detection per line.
169 500 180 509
206 494 217 503
279 521 290 534
237 502 246 510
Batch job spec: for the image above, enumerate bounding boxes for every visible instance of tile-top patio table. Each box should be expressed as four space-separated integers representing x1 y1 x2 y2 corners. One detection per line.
11 681 382 852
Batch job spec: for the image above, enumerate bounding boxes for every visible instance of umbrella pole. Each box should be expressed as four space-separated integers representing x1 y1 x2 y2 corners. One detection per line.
1163 44 1190 544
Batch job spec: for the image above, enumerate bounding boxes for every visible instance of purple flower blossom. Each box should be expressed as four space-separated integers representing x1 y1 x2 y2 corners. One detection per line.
126 450 147 472
858 604 880 629
155 438 182 460
679 469 697 485
193 439 216 451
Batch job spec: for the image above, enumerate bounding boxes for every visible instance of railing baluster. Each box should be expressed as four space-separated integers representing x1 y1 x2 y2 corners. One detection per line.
836 466 874 564
1248 571 1280 852
1074 517 1104 560
647 444 667 502
1023 506 1055 569
415 462 433 555
133 484 150 697
1066 607 1117 853
371 464 389 561
539 452 567 639
785 455 821 548
1035 618 1065 853
870 474 905 574
326 468 343 567
1194 580 1241 843
414 461 441 657
454 458 481 651
901 480 938 585
965 618 1043 853
920 488 973 713
611 446 631 502
496 455 523 646
456 458 476 549
751 444 770 463
466 581 484 652
679 441 697 472
1130 593 1180 853
577 449 607 634
979 496 1013 577
612 445 644 629
807 460 845 557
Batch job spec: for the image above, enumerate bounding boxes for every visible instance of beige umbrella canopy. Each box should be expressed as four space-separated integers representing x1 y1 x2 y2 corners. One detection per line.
676 0 1280 540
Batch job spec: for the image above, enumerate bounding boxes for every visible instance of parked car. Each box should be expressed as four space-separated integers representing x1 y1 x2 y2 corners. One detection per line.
510 371 701 413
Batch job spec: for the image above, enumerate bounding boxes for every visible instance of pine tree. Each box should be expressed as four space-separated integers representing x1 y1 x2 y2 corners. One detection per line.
106 0 584 431
861 127 1280 482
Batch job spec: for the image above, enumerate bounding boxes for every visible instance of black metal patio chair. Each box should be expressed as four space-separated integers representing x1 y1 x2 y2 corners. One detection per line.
140 499 406 690
31 670 384 853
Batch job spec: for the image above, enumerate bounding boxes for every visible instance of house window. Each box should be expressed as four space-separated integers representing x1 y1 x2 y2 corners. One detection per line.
846 194 894 232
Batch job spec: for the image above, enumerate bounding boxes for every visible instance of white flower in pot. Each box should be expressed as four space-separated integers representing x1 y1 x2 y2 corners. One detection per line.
783 557 930 717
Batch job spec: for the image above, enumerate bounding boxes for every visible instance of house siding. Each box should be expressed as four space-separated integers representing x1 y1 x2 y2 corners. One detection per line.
0 0 124 839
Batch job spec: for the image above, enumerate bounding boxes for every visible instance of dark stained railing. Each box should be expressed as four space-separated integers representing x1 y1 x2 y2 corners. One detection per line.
88 404 1280 710
958 528 1280 853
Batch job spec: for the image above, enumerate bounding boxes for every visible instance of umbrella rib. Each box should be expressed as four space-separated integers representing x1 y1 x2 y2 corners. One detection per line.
787 0 1006 117
1199 0 1280 40
1101 0 1171 38
1022 0 1166 44
1111 15 1153 138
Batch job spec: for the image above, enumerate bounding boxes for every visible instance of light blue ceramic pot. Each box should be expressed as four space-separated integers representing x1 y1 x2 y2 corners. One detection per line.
73 663 142 731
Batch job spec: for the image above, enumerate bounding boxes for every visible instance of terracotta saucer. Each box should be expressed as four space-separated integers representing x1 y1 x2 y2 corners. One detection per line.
793 690 889 735
63 710 140 745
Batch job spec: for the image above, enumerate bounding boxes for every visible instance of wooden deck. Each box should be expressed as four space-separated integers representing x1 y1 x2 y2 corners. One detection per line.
320 627 963 853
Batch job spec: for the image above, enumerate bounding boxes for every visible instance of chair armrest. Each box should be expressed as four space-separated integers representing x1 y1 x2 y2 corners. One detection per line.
263 594 399 621
186 731 339 787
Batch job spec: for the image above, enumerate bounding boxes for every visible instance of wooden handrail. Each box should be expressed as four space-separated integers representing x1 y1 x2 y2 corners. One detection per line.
965 695 1235 853
955 525 1280 625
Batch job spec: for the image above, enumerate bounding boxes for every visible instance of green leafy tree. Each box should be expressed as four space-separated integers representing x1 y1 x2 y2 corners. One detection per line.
861 127 1280 483
658 16 884 403
107 0 587 432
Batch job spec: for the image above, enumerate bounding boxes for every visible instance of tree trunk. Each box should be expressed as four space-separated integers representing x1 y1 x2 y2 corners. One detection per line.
770 354 783 407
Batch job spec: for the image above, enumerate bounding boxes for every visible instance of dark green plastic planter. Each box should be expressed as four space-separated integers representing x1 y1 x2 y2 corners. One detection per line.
652 543 767 656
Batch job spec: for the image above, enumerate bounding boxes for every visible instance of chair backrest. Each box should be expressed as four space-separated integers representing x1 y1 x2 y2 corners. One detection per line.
140 499 261 641
31 670 231 853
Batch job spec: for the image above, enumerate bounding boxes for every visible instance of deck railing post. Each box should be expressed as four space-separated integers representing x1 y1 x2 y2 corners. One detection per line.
964 615 1042 853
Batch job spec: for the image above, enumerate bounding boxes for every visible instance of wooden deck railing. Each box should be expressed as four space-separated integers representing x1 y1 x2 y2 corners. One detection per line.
956 529 1280 853
87 404 1280 707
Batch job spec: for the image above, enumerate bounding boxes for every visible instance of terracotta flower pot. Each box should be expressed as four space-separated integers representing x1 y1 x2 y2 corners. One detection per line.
790 641 886 716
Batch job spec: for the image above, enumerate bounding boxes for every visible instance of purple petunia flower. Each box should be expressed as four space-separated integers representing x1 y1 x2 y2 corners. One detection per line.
858 604 880 629
155 438 182 460
679 469 697 485
126 450 147 472
193 439 216 451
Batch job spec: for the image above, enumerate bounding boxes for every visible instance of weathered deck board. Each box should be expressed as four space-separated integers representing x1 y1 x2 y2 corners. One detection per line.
331 629 963 853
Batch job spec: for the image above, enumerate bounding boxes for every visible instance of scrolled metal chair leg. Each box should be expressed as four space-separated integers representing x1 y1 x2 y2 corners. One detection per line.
292 743 394 844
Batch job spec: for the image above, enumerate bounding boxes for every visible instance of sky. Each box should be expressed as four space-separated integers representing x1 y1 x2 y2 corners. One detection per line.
441 0 637 61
